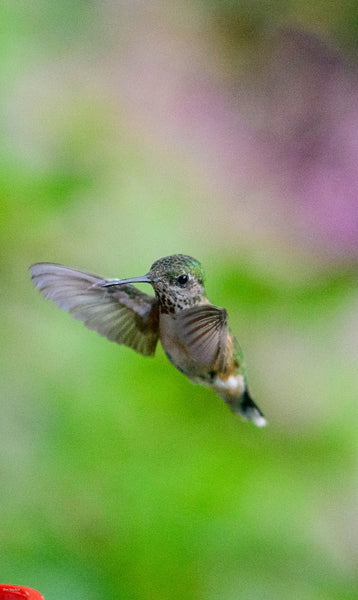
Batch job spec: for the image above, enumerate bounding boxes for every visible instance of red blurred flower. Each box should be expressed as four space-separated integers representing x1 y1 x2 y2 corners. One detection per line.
0 585 44 600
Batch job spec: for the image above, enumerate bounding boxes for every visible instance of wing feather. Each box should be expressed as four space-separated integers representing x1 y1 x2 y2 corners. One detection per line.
30 262 159 356
176 305 229 368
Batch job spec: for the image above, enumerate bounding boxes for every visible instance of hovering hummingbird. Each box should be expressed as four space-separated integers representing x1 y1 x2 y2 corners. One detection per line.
30 254 266 426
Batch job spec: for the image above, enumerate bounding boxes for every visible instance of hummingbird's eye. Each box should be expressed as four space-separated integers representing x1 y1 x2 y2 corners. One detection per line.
176 274 189 286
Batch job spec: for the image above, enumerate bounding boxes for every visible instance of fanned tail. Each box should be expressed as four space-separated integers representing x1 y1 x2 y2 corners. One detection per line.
221 388 267 427
239 389 267 427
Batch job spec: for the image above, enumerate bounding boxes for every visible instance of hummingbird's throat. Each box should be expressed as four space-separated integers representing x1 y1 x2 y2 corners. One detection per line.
156 288 205 315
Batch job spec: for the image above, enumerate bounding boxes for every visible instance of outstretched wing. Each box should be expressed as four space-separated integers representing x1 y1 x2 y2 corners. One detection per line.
175 304 232 372
30 263 159 356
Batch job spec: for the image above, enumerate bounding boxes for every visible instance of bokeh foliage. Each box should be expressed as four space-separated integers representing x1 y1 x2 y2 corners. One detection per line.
1 2 357 599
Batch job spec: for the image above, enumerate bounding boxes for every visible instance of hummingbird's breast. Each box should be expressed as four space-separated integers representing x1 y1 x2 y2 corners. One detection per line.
159 312 193 374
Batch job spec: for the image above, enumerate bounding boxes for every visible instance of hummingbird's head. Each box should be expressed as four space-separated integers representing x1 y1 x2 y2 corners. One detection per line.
148 254 206 311
103 254 206 312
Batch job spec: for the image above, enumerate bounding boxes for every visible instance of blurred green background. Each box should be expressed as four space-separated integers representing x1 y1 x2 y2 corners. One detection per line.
1 2 357 599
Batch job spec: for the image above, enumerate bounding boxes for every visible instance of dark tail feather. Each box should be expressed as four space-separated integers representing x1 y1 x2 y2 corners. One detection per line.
239 389 267 427
222 388 267 426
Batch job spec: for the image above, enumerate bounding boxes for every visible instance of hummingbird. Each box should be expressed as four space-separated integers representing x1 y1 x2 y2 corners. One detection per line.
29 254 266 426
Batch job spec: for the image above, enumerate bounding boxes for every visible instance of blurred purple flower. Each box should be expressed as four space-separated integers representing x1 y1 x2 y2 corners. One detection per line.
118 27 358 260
261 29 358 255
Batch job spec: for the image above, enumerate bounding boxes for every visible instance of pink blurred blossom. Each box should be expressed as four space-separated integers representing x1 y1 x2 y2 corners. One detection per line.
116 27 358 260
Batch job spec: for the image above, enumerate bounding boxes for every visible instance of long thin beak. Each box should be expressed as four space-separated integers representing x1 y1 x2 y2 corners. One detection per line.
102 275 156 287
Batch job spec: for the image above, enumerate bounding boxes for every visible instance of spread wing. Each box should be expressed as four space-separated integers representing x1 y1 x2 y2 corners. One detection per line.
175 305 232 371
29 263 159 356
